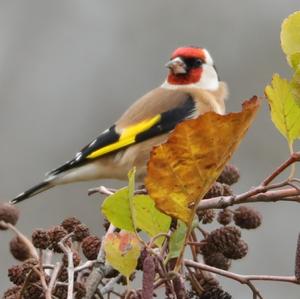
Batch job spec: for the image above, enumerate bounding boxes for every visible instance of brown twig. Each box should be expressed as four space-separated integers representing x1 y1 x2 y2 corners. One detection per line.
184 259 300 299
197 187 300 210
261 152 300 186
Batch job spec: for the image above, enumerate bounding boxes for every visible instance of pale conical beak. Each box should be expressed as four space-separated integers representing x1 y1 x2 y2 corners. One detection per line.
165 57 187 74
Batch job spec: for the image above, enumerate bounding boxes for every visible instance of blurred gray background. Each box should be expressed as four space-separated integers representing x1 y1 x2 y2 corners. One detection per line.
1 0 300 297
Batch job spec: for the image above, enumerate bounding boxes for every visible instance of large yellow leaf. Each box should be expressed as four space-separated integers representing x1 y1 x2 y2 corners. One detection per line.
265 73 300 143
145 97 260 223
281 11 300 69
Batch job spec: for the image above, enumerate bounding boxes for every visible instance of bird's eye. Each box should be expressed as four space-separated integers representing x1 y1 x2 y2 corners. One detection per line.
193 59 203 67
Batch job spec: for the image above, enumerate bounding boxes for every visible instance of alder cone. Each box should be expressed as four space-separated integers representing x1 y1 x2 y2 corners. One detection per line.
81 235 101 260
61 217 81 233
32 229 50 249
22 282 45 299
3 286 21 299
217 164 240 186
8 264 26 285
48 225 69 253
200 287 232 299
233 206 262 229
74 223 90 242
203 252 231 270
201 226 241 255
224 239 248 259
217 209 232 226
198 209 215 224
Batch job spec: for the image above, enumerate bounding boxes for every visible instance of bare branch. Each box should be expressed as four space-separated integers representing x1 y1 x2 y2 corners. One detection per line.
197 187 300 210
46 262 62 299
58 233 74 299
184 259 299 299
261 152 300 186
100 274 122 296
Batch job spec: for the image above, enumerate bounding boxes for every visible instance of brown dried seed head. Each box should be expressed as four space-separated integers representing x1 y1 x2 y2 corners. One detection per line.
48 225 69 253
62 250 81 267
224 239 248 260
8 259 39 286
0 203 20 230
200 287 232 299
8 264 25 285
217 164 240 186
74 282 86 299
53 285 67 299
81 235 101 260
198 209 216 224
74 223 90 242
3 285 22 299
203 252 231 270
22 282 44 299
61 217 82 233
217 209 232 226
32 229 50 249
233 206 262 229
201 226 241 256
10 236 31 261
204 182 225 199
57 267 68 282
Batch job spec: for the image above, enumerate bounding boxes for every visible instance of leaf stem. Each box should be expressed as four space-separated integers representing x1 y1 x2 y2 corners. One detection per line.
289 141 296 179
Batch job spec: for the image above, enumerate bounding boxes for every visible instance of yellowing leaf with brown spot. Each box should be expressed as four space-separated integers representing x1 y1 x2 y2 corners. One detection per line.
145 97 260 223
104 231 141 278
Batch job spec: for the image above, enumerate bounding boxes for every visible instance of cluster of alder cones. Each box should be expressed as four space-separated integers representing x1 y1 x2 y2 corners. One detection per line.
1 164 262 299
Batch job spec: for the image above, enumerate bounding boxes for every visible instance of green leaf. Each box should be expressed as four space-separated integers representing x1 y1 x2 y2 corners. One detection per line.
101 187 134 232
134 195 171 246
281 11 300 69
167 220 187 261
265 73 300 143
101 169 171 245
104 231 141 278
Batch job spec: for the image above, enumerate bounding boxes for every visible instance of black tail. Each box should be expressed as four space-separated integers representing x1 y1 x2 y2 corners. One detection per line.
10 181 54 204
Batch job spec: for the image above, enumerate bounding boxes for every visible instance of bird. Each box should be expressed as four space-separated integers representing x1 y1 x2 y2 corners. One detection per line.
10 46 228 204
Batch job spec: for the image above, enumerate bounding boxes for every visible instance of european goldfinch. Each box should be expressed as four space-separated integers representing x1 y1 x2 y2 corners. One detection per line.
11 46 228 204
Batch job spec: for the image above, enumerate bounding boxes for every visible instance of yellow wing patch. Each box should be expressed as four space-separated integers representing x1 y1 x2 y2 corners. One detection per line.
86 115 161 159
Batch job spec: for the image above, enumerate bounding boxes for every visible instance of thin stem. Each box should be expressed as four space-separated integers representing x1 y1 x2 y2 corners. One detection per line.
197 187 300 210
261 152 300 186
58 233 75 299
288 142 296 180
184 259 300 299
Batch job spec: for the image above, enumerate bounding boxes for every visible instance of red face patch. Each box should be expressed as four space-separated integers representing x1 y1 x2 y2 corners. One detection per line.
171 47 205 60
167 68 203 85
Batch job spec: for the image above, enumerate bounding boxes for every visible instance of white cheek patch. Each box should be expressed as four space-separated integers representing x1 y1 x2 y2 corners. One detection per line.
161 64 219 91
197 64 219 90
203 49 214 66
